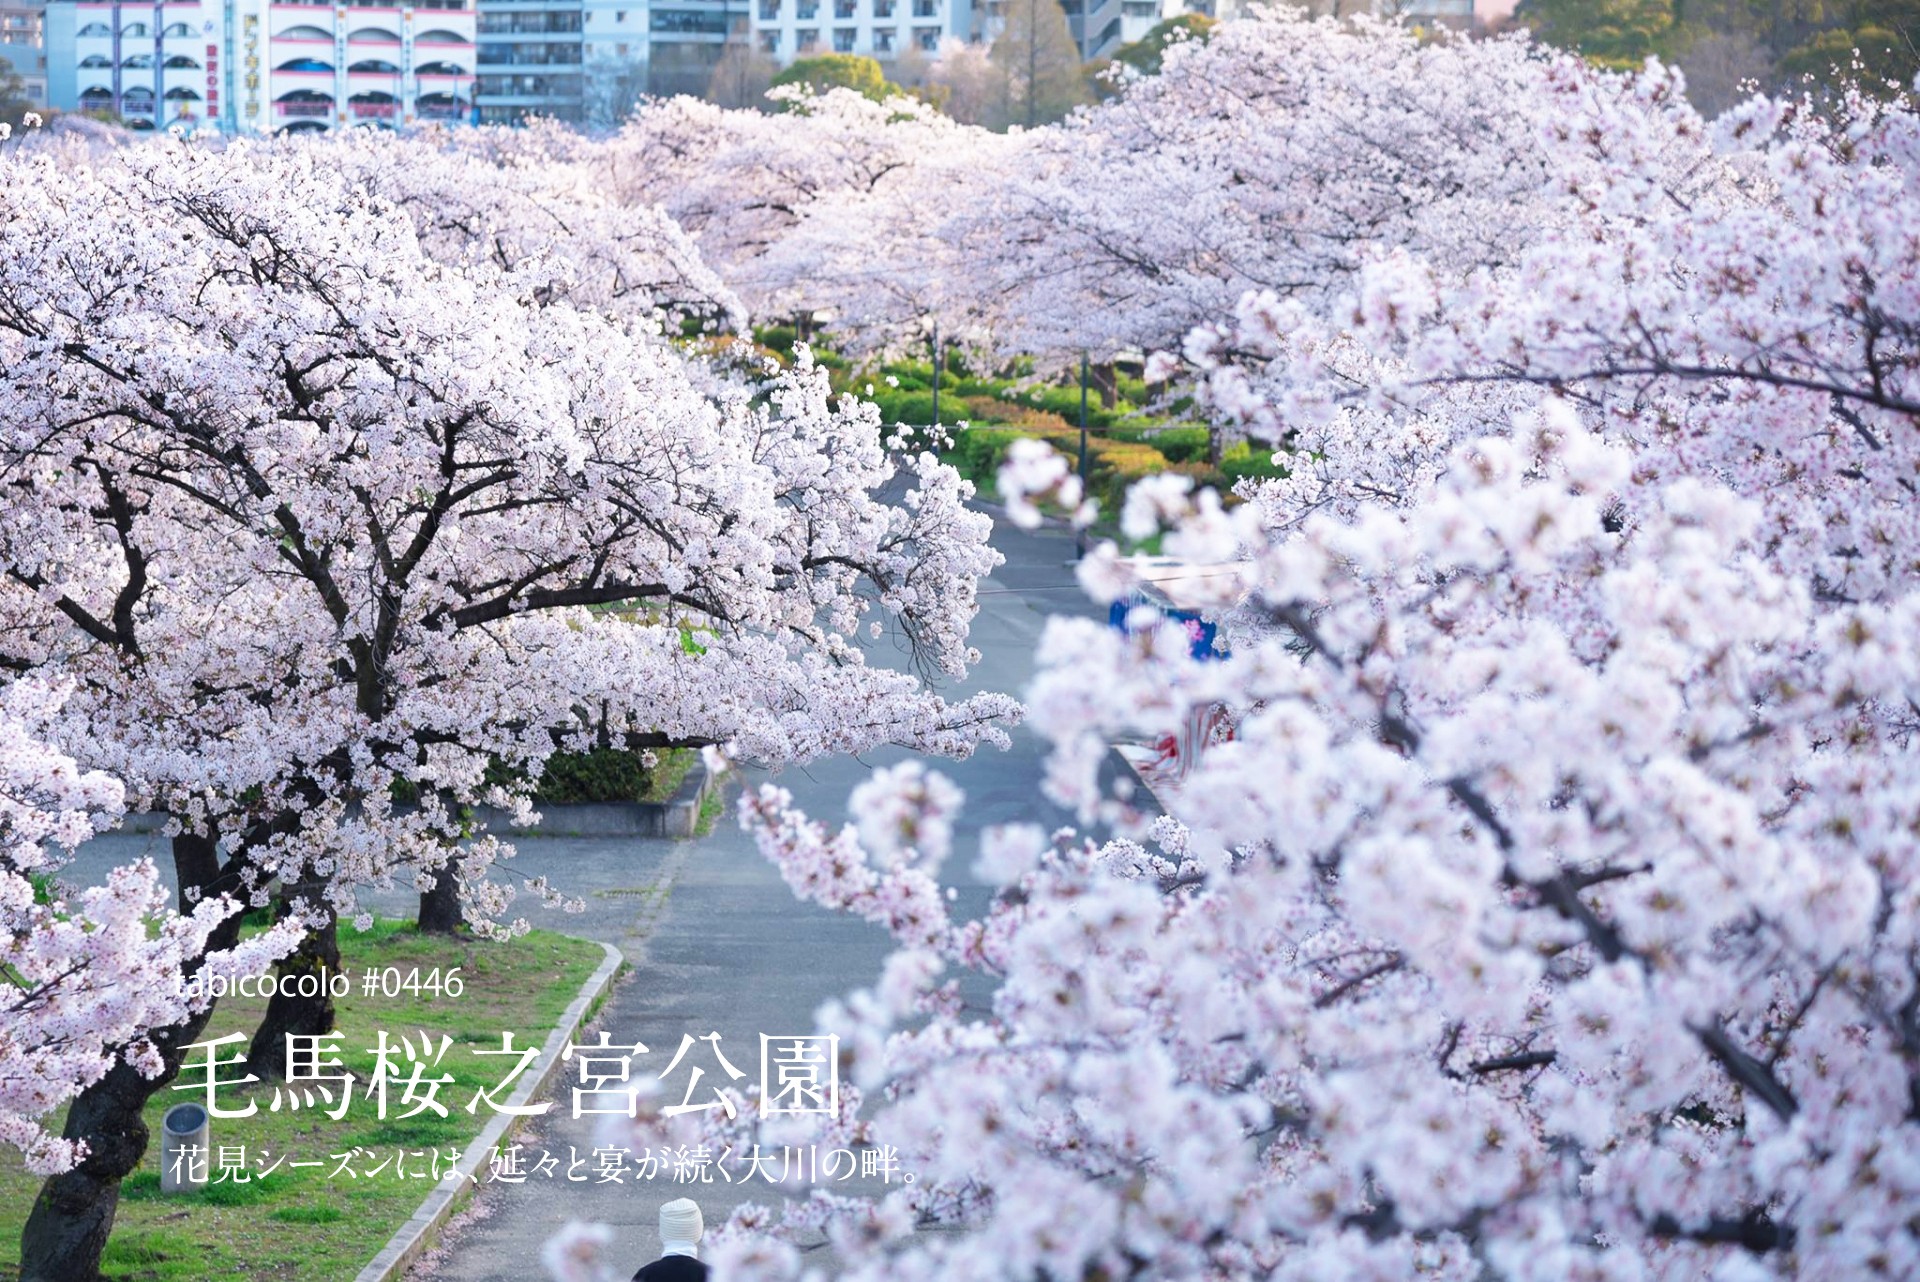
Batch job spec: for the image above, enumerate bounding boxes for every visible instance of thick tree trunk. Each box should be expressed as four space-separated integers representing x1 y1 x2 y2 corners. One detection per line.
416 859 464 934
244 883 341 1078
19 1058 149 1282
20 831 238 1282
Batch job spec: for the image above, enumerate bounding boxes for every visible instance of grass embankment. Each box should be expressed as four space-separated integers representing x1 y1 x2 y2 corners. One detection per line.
0 920 602 1282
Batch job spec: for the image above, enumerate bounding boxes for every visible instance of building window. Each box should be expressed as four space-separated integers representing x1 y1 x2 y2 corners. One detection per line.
874 0 895 15
795 26 818 47
1121 0 1154 13
651 9 730 32
834 0 855 15
911 0 936 15
796 0 818 17
759 0 780 16
872 25 893 49
832 25 854 48
758 29 778 50
913 23 937 47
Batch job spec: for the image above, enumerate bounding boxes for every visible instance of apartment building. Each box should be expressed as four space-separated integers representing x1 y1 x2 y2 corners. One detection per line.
747 0 969 62
45 0 476 131
471 0 739 123
2 0 48 104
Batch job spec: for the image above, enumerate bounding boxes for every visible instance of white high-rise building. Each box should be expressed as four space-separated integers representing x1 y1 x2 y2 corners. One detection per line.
45 0 476 131
747 0 968 62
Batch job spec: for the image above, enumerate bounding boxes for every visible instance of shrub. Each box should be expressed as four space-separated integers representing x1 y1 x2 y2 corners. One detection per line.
534 746 696 805
1220 440 1289 483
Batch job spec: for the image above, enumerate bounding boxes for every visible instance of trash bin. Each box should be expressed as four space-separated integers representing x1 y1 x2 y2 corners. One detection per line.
159 1102 209 1193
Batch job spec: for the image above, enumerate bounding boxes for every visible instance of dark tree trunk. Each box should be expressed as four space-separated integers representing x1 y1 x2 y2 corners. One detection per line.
416 859 464 934
20 1057 149 1282
1092 360 1118 411
20 831 239 1282
244 882 341 1079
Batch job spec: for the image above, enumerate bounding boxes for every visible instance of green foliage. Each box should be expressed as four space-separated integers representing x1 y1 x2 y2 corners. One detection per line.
1125 425 1210 463
1516 0 1680 67
1110 14 1217 76
771 54 898 103
1219 440 1289 485
1519 0 1919 99
1776 8 1920 86
755 324 799 356
866 388 952 424
533 746 696 805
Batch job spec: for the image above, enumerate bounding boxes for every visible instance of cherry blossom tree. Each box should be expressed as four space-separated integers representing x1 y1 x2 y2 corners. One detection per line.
556 40 1920 1282
0 135 1013 1278
712 14 1623 445
0 679 296 1178
597 88 983 323
304 125 748 333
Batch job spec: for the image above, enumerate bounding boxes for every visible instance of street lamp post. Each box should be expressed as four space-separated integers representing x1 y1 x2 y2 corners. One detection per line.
1077 350 1089 559
930 322 941 430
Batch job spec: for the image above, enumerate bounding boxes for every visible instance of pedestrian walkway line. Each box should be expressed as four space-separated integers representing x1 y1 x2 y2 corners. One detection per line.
355 939 624 1282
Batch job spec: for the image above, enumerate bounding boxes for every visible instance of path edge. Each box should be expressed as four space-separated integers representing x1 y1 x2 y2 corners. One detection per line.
354 939 625 1282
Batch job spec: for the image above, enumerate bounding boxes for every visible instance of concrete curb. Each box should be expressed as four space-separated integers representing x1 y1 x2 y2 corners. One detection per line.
354 939 624 1282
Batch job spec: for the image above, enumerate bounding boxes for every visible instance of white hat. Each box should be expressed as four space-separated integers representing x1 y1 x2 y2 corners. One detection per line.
658 1198 704 1246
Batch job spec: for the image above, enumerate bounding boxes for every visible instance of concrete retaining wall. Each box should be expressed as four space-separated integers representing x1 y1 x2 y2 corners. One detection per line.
117 761 717 840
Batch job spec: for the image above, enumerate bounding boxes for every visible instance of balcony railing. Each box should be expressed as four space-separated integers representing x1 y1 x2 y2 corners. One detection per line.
475 51 581 65
277 100 331 115
476 17 582 32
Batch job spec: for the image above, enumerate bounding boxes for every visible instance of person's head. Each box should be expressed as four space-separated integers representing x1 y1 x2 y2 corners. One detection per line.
658 1198 704 1252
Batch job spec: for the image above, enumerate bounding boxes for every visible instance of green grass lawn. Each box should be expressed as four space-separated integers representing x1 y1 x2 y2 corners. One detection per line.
0 920 603 1281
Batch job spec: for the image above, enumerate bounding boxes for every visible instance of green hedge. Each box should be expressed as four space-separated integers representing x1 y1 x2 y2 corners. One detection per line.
1220 440 1289 484
534 746 696 805
397 746 698 808
946 423 1288 521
